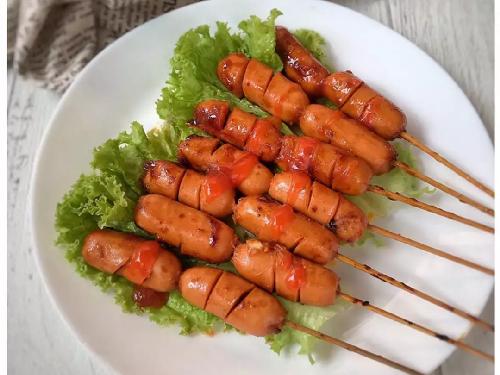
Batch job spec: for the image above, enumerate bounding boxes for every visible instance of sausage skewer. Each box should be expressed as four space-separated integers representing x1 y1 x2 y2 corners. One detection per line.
269 171 493 274
82 228 492 361
180 266 423 375
135 172 494 331
132 173 492 358
174 137 494 275
232 239 493 361
217 53 494 215
190 100 493 232
82 229 182 294
135 194 238 263
233 196 494 332
274 26 494 198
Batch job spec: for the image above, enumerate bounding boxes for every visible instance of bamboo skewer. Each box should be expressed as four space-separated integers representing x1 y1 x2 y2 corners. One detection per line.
367 185 494 233
368 224 494 276
400 132 494 198
394 161 494 216
336 254 494 332
338 292 493 362
284 320 423 375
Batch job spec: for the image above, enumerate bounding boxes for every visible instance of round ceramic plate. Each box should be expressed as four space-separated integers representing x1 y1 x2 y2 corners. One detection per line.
30 0 494 374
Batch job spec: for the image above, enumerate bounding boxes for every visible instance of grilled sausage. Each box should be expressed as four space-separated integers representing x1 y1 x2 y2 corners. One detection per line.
135 194 238 263
269 171 367 243
217 54 393 175
244 117 283 162
322 71 363 106
275 26 329 97
326 72 407 140
300 105 396 175
82 229 182 292
193 100 282 163
193 99 230 134
274 26 406 140
192 101 373 195
178 136 272 196
242 58 274 108
233 239 339 306
275 136 373 195
221 107 257 148
218 55 310 125
262 72 310 125
180 267 286 336
143 160 234 218
233 196 339 264
217 53 250 98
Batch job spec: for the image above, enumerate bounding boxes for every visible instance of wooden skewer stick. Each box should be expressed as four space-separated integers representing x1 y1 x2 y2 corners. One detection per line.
284 320 423 375
400 132 494 198
367 185 494 233
336 254 494 332
394 161 494 216
338 292 494 362
368 224 494 276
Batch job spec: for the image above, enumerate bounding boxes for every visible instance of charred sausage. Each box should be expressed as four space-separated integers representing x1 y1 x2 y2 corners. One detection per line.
192 100 373 195
82 229 182 292
218 55 309 125
135 194 238 263
275 136 373 195
274 26 406 140
300 105 396 175
178 136 272 196
192 100 282 162
233 239 339 306
143 160 234 218
326 72 406 140
269 171 367 243
216 53 250 98
179 267 286 336
216 55 394 175
275 26 330 97
233 196 339 264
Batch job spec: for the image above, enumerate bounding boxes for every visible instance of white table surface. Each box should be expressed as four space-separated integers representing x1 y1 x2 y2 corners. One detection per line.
7 0 493 374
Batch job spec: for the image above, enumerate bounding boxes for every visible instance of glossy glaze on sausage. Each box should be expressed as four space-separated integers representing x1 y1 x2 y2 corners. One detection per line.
143 160 234 218
135 194 238 263
179 267 286 336
326 72 406 140
233 239 339 306
300 105 395 175
233 196 339 264
178 135 273 196
269 171 367 243
275 26 329 97
82 229 182 292
275 135 373 194
192 100 282 163
217 55 395 175
192 100 373 195
218 53 309 125
274 26 406 140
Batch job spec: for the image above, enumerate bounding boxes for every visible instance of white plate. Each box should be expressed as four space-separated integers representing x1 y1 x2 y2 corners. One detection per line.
30 0 494 374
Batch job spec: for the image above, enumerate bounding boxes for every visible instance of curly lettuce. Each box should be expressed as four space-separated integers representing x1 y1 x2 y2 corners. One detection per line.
56 9 432 363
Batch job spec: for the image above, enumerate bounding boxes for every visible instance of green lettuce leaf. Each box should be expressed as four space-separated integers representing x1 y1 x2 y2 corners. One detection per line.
156 9 285 130
239 9 283 70
55 122 230 334
56 9 433 362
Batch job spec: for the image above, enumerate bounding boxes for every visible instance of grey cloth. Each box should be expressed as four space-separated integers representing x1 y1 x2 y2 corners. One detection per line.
8 0 198 92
